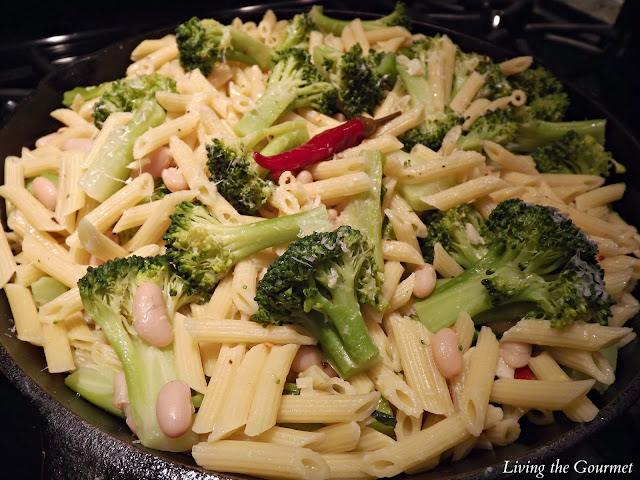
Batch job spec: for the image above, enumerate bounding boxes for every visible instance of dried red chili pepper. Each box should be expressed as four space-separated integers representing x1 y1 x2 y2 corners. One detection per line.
514 365 535 380
253 111 401 174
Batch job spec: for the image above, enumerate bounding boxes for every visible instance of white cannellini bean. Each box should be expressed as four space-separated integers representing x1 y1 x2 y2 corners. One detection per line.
500 341 532 369
161 167 189 192
432 327 463 379
61 137 94 152
327 208 339 221
156 380 194 438
290 345 324 373
32 176 58 211
132 282 173 347
112 370 129 409
296 170 313 184
413 263 436 298
131 146 172 178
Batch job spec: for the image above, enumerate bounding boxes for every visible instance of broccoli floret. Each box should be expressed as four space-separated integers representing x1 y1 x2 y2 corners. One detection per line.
253 226 383 378
419 204 488 269
414 199 614 332
475 60 512 101
313 44 396 118
206 139 274 215
456 107 607 153
78 255 199 451
456 108 518 152
399 112 465 151
276 13 317 51
233 48 337 137
63 81 114 107
532 130 621 177
164 201 330 292
510 66 569 121
92 74 176 128
176 17 274 75
308 2 410 36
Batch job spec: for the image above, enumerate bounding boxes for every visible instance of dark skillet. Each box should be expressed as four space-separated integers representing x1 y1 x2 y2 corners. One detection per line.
1 5 639 480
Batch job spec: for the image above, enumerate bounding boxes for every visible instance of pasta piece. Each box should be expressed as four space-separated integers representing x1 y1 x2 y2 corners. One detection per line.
192 440 329 480
42 322 75 373
0 185 65 233
490 378 596 409
547 347 615 385
192 345 246 434
460 326 499 436
308 422 361 453
528 351 598 422
245 344 299 437
4 283 45 346
362 414 471 478
501 319 632 351
367 362 422 418
276 392 380 424
389 315 454 415
173 312 207 394
420 176 509 211
184 318 317 345
210 343 269 440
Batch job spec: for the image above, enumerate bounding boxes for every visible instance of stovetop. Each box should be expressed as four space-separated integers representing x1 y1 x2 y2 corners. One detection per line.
1 0 638 478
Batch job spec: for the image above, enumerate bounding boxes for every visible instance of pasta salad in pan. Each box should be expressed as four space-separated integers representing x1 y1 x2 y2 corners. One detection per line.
1 2 638 478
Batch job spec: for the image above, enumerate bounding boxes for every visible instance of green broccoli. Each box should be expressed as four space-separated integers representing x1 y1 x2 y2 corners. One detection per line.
63 81 114 107
313 44 397 118
253 226 384 378
78 255 199 451
92 74 176 128
176 17 274 75
475 59 512 101
414 199 614 332
253 226 382 378
398 113 465 152
510 66 569 122
532 130 623 177
233 48 337 137
206 139 275 215
308 2 411 36
456 107 607 153
419 204 488 269
79 99 166 202
276 13 317 51
396 36 465 151
164 201 330 292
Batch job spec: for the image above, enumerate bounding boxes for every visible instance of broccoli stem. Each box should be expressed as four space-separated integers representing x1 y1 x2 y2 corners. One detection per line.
393 151 456 211
223 26 274 71
340 150 385 271
233 86 298 137
259 125 310 156
224 205 330 259
79 100 165 202
396 62 433 112
64 365 125 418
297 312 360 378
510 119 606 153
85 300 197 451
242 120 309 150
322 285 379 365
62 82 113 107
308 4 406 35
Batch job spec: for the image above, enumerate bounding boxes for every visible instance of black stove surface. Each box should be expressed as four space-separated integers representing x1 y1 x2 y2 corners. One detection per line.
1 0 638 478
